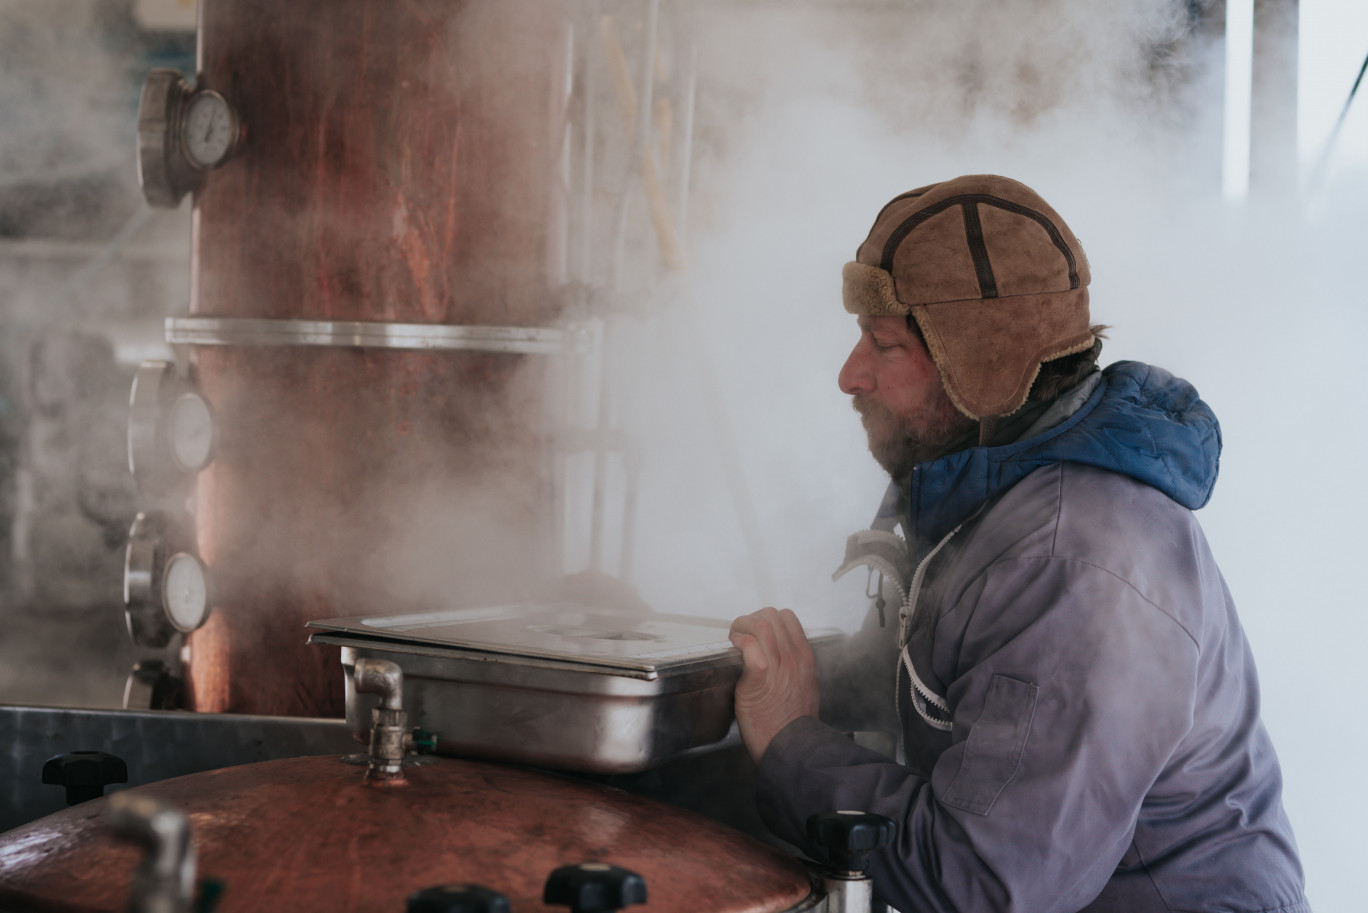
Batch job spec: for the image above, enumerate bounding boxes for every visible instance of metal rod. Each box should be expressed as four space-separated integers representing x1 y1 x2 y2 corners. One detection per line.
587 318 614 572
619 444 641 583
601 12 681 271
1249 0 1300 198
551 17 576 287
604 0 668 287
591 0 659 574
1308 46 1368 196
672 32 698 242
578 0 599 284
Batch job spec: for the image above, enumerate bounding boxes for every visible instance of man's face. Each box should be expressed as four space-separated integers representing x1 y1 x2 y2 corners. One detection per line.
838 315 976 478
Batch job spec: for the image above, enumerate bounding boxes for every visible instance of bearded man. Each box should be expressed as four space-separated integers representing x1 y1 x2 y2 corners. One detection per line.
728 175 1309 913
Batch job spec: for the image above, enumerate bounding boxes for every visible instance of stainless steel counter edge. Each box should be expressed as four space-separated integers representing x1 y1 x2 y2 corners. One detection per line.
0 704 357 832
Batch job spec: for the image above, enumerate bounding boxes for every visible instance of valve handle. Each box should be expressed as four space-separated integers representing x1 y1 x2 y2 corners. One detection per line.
42 750 129 806
807 810 896 874
407 884 510 913
544 863 647 913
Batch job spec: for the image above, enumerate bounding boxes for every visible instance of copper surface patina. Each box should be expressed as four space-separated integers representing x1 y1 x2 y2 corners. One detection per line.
0 756 814 913
186 0 570 716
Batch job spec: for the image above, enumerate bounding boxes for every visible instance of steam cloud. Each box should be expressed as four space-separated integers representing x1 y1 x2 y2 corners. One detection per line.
1 0 1364 908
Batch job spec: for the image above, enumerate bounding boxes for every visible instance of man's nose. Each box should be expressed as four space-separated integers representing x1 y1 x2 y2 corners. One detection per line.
839 345 871 395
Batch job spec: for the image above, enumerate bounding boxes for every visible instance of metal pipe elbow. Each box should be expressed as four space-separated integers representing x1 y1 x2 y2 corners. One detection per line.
353 657 404 711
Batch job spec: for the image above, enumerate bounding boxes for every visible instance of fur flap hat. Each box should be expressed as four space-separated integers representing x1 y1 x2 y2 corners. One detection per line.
843 174 1094 420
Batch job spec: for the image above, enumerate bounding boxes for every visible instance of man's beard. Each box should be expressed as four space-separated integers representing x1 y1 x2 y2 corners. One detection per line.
853 394 976 479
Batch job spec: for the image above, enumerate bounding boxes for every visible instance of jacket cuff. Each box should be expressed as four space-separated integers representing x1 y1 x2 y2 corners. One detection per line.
755 716 892 850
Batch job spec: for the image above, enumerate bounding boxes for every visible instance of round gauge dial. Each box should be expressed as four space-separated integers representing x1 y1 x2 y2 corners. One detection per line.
167 391 215 473
162 552 210 634
182 91 238 169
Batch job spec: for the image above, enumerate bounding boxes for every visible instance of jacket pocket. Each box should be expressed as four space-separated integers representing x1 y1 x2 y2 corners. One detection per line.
941 674 1038 816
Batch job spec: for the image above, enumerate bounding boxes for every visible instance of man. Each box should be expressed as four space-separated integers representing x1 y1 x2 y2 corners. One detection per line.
729 175 1308 913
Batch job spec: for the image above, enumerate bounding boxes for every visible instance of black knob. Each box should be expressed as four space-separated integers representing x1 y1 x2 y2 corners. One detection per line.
807 810 896 874
407 885 510 913
42 751 129 806
544 863 648 913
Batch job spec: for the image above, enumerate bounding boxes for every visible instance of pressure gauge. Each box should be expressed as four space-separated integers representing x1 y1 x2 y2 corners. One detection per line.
136 69 242 208
162 552 211 634
167 391 216 473
124 512 212 648
182 90 239 170
128 361 217 495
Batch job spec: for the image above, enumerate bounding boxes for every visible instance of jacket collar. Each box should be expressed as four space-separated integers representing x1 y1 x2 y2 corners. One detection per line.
904 361 1221 542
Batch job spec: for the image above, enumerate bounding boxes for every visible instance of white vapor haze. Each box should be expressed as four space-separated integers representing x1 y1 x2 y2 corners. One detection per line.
0 1 1363 909
609 4 1364 911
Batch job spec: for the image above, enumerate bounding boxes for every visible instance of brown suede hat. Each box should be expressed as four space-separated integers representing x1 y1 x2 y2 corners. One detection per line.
843 174 1094 420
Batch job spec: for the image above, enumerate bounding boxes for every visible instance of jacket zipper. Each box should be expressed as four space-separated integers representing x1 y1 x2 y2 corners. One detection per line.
896 524 961 733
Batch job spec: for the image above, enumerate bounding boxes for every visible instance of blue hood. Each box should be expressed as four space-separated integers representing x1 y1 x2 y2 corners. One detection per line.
908 361 1222 542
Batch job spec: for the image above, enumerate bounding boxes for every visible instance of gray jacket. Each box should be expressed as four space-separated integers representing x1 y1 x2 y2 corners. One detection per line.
757 362 1308 913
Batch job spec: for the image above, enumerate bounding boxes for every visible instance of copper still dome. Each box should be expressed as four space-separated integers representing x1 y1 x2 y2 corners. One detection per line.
0 753 814 913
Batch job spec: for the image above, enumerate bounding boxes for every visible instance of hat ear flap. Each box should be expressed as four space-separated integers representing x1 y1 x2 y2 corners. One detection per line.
843 262 907 316
914 290 1094 419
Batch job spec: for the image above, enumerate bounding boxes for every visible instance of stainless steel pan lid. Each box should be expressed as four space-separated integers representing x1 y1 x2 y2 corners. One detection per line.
306 603 746 674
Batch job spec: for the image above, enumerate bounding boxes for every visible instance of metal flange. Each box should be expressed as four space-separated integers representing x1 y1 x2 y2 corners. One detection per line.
137 69 199 209
165 317 578 354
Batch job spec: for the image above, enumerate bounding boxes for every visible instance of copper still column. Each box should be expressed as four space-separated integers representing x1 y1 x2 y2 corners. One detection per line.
185 0 570 716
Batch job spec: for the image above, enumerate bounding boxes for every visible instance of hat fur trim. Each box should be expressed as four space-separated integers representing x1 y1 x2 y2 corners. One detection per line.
843 261 908 316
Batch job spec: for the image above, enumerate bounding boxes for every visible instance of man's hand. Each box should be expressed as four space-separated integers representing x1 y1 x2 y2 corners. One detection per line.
729 607 820 765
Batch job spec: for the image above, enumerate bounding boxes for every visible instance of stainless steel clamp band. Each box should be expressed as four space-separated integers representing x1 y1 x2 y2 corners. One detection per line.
165 316 577 354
